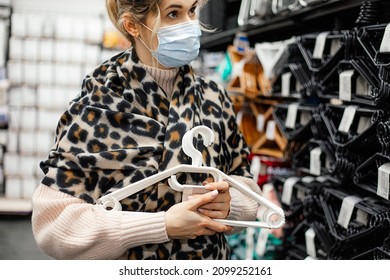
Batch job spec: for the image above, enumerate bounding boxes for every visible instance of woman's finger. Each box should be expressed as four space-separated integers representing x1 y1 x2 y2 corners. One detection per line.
198 208 227 219
191 194 230 203
204 181 229 192
198 202 229 211
202 218 230 233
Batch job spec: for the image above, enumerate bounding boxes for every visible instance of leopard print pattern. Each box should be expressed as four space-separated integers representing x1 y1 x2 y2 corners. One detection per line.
40 49 251 259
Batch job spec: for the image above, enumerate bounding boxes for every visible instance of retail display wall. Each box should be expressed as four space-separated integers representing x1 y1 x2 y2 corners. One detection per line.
200 0 390 260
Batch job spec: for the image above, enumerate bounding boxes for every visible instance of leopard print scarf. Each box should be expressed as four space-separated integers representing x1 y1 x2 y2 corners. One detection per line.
40 49 252 259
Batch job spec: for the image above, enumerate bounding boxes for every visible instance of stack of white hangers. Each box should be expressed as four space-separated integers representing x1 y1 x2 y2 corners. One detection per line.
97 126 285 229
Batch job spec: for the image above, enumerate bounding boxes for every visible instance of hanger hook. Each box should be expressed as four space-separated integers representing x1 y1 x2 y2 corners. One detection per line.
182 126 215 167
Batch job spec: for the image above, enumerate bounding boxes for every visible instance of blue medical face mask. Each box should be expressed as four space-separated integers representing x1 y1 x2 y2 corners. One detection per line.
139 20 202 68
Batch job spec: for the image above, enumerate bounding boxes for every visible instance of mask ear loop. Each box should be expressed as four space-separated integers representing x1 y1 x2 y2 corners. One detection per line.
137 21 158 49
137 36 153 53
135 22 164 68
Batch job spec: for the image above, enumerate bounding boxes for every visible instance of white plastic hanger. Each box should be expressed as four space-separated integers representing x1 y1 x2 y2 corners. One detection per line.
97 126 285 229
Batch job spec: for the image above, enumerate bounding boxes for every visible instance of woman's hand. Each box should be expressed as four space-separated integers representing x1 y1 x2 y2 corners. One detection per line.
165 190 232 240
194 179 231 219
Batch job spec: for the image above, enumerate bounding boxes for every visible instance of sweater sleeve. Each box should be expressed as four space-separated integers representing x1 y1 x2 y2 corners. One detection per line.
31 184 170 260
225 175 261 235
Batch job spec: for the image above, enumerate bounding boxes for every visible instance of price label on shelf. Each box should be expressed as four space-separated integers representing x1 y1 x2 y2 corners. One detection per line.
378 162 390 200
285 102 300 129
338 105 358 134
337 195 363 229
305 227 317 258
281 176 300 206
339 69 354 102
310 146 322 176
282 72 292 97
313 32 330 59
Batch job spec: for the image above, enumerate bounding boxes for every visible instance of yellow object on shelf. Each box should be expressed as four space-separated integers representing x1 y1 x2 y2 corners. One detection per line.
103 30 131 50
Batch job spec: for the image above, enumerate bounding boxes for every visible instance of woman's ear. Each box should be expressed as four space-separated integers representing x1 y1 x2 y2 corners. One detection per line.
122 14 139 38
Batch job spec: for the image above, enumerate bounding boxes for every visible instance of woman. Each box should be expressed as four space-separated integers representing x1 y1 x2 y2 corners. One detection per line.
32 0 261 260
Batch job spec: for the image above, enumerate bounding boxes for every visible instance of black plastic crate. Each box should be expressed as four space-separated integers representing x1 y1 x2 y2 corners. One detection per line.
272 102 316 141
297 31 345 73
291 139 336 179
354 152 390 197
317 59 380 106
320 103 384 150
357 23 390 68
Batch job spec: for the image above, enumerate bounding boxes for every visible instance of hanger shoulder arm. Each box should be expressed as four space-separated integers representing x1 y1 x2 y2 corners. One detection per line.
97 166 182 208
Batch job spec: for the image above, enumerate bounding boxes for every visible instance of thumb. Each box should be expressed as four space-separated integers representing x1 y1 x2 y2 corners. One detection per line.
187 189 218 210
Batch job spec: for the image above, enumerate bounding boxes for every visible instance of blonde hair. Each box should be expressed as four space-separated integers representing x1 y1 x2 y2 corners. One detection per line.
106 0 209 45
